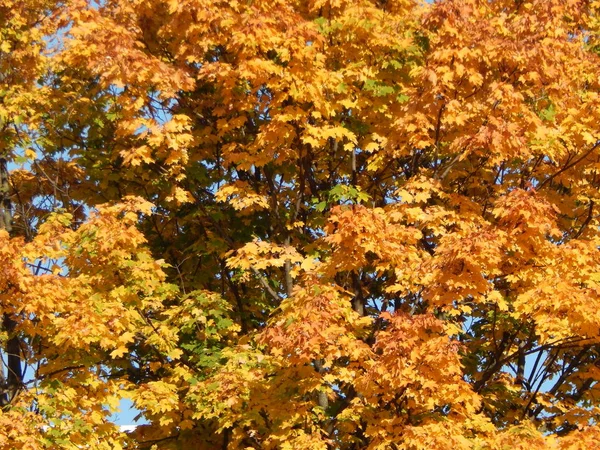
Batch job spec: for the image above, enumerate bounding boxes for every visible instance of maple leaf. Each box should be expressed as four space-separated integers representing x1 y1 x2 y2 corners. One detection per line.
4 0 600 448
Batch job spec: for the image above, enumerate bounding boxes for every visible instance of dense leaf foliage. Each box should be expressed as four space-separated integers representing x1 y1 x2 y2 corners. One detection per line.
3 0 600 448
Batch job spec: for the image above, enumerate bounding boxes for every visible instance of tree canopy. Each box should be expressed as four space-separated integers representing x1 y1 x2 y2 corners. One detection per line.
3 0 600 448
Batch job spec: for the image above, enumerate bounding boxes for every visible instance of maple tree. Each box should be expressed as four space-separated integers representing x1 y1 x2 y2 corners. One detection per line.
3 0 600 448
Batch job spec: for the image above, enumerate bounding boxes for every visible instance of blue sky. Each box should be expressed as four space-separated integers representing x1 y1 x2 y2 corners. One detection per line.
111 399 147 426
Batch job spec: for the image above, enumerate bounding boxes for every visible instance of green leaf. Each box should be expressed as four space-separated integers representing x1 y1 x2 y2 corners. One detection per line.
540 103 556 121
315 201 327 212
397 93 410 103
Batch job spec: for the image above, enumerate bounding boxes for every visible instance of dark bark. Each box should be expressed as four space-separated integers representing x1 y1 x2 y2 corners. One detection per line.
0 158 22 407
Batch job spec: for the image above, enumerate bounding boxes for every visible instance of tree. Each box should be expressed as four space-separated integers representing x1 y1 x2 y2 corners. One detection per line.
3 0 600 448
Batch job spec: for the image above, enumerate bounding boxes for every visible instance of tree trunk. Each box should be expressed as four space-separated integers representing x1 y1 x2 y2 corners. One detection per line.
0 157 22 406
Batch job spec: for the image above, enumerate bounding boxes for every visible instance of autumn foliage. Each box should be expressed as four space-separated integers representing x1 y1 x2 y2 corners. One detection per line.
3 0 600 448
